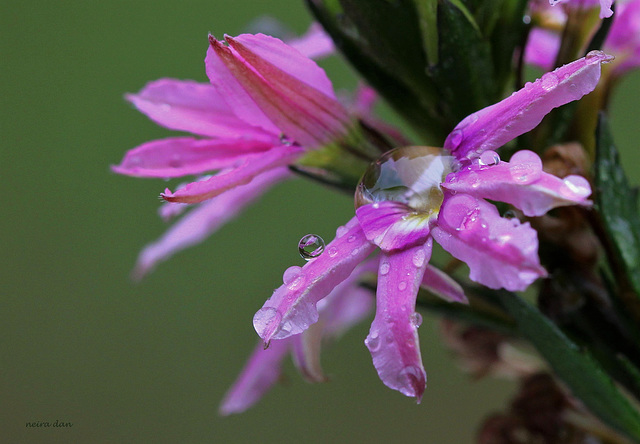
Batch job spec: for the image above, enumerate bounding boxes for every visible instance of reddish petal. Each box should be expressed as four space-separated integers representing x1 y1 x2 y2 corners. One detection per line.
126 78 276 140
444 51 614 160
162 144 303 203
286 23 335 60
365 242 431 401
433 194 547 291
443 150 592 217
111 137 276 178
421 265 468 304
253 216 376 344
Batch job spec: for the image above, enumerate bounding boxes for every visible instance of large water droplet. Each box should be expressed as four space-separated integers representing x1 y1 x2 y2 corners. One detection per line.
508 150 542 184
366 331 381 352
540 72 559 91
398 365 424 389
412 249 426 268
410 312 423 328
355 146 456 215
478 150 500 166
282 266 302 285
253 307 282 339
562 175 591 198
298 234 325 260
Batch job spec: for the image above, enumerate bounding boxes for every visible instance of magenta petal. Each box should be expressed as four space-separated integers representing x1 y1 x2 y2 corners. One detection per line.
253 216 376 344
125 79 276 140
111 137 276 178
443 151 592 217
433 194 547 291
132 168 291 280
218 338 291 415
355 202 432 252
210 35 349 147
366 242 431 401
162 144 302 203
524 28 560 71
421 265 468 304
291 323 328 383
444 51 614 159
286 23 335 60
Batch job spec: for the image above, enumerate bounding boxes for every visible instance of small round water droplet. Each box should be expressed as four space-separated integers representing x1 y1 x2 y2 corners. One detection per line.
354 146 455 215
282 266 302 285
478 150 500 166
562 175 591 198
410 312 423 328
398 281 408 291
366 331 381 352
347 235 356 243
379 262 390 276
298 234 325 260
336 226 348 238
540 72 559 91
327 246 338 257
412 249 426 268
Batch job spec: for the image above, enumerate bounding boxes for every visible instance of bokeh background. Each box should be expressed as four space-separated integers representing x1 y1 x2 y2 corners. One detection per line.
3 1 639 442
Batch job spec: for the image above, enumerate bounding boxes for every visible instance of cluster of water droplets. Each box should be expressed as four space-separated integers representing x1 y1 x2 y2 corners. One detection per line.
354 146 456 215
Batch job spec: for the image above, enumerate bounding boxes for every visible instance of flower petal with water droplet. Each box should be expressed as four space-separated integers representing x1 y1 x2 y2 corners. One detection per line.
365 241 431 401
442 151 592 217
433 194 547 291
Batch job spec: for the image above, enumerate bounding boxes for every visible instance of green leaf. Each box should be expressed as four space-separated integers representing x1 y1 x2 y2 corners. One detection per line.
495 290 640 441
412 0 439 66
595 114 640 301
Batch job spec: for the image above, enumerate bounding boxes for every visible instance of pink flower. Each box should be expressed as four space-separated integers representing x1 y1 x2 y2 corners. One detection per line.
548 0 614 18
113 30 350 278
527 0 640 77
252 52 611 401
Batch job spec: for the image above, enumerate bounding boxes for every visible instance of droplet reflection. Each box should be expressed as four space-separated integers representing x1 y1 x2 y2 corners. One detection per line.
298 234 325 260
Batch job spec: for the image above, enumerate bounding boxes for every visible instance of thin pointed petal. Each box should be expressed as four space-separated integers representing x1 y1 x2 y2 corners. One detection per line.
219 338 291 415
444 51 614 159
366 242 431 401
125 79 275 140
162 144 302 203
111 137 275 178
421 265 468 304
442 151 592 217
253 216 376 343
132 168 291 280
433 194 547 291
292 323 328 383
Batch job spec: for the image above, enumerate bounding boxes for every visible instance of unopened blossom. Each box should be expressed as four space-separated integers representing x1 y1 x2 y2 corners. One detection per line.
113 29 352 278
252 52 611 401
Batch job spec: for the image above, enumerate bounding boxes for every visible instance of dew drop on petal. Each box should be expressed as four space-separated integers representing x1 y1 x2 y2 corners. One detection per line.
398 281 408 291
509 150 543 184
298 234 325 260
282 266 302 285
336 225 348 238
449 129 464 149
562 175 591 198
327 246 338 257
366 331 381 352
253 307 282 339
540 72 559 91
478 150 500 166
398 365 424 391
412 249 426 268
287 275 306 291
379 262 390 276
354 146 455 214
410 312 423 328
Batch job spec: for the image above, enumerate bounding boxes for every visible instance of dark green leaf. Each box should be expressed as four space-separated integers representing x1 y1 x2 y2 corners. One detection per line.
495 290 640 441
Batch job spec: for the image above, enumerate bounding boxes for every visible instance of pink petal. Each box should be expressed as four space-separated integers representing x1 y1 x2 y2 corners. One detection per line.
286 23 335 60
421 265 469 304
355 202 432 252
433 194 547 291
162 144 303 203
218 338 291 415
132 168 291 280
208 35 349 147
291 323 328 383
442 150 592 217
253 216 376 344
550 0 613 18
125 79 276 140
365 242 431 401
111 137 276 178
524 28 560 71
444 51 614 160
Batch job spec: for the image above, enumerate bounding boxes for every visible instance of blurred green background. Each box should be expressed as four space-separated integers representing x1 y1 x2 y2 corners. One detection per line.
2 1 639 443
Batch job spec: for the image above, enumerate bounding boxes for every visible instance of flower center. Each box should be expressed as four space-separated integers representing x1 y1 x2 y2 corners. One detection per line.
354 146 455 214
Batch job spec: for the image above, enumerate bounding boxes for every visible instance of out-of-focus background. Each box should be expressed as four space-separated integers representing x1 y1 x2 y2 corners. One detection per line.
2 1 639 442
